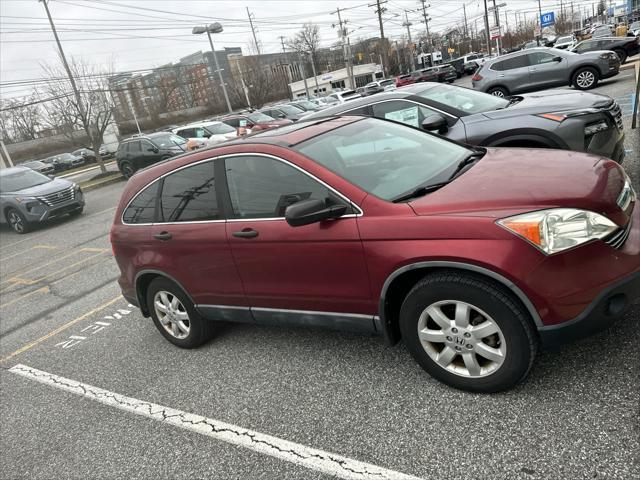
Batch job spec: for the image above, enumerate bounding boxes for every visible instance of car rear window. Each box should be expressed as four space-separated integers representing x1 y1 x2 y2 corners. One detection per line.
122 182 159 224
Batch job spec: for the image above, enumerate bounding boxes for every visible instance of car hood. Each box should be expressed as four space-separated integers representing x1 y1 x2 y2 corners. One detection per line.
7 177 74 196
408 148 629 226
479 90 612 119
260 119 293 127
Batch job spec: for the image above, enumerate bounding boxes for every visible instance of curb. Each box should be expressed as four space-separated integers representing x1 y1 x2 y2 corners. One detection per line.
620 60 639 71
58 160 117 179
79 174 125 192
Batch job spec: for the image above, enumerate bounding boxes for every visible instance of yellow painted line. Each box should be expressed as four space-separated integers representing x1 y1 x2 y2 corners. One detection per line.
7 251 108 288
0 255 112 309
0 247 105 287
0 245 58 263
81 247 110 253
0 296 121 364
0 286 49 309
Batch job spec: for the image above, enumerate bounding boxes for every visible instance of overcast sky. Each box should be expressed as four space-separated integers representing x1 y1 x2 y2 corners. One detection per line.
1 0 609 99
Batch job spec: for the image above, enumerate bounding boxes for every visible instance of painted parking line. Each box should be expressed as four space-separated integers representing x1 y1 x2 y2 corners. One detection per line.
0 296 121 364
9 364 422 480
0 245 58 263
0 248 110 289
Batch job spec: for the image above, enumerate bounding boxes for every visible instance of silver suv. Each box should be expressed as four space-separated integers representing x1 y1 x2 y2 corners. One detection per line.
0 166 84 234
472 47 620 97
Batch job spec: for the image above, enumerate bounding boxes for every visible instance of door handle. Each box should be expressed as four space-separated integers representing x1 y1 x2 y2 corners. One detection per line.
232 229 259 239
498 74 505 77
153 231 172 241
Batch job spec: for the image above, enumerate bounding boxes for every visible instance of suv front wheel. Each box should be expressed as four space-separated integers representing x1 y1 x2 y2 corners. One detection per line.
399 272 537 393
572 67 599 90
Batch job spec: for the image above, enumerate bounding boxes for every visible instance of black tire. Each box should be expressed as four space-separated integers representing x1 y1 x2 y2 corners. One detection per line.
399 271 538 393
447 79 455 83
613 49 627 64
6 208 31 234
119 161 135 179
487 86 509 97
146 277 215 348
572 67 599 90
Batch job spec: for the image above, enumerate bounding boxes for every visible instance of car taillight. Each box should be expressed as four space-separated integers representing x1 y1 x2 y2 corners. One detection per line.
472 73 483 81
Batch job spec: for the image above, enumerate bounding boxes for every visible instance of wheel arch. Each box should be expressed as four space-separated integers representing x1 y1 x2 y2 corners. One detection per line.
378 261 543 345
481 129 567 149
134 269 196 317
570 63 602 82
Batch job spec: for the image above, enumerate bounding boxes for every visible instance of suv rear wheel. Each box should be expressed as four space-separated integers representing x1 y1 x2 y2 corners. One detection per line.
572 67 599 90
487 86 509 97
399 272 537 393
119 161 135 179
613 49 627 64
146 277 215 348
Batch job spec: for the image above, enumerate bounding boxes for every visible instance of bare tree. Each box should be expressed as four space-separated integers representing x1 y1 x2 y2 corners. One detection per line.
228 55 282 109
146 69 182 116
1 96 43 141
41 57 115 173
288 23 321 93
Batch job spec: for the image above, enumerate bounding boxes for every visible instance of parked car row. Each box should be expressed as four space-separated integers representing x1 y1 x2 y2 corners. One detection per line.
395 64 458 87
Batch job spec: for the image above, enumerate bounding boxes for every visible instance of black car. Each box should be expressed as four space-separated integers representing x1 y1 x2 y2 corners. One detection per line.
116 132 187 178
71 148 96 165
259 104 306 122
429 65 457 83
21 160 55 176
570 36 640 63
302 82 626 163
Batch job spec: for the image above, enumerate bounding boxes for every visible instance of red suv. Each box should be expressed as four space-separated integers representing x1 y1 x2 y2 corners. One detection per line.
111 116 639 392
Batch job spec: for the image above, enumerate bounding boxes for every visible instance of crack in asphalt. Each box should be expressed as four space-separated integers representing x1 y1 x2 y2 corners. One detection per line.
8 365 400 479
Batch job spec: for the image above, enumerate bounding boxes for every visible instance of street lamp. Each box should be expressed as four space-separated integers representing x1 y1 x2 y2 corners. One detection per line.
192 23 232 113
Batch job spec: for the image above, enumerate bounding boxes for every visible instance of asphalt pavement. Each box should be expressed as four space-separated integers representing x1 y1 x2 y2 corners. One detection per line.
0 71 638 480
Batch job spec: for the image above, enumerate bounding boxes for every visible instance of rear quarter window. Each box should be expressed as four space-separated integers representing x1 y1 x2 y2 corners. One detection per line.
122 182 159 224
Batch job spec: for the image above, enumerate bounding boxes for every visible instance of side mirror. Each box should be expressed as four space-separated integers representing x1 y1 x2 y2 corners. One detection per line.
553 56 563 62
148 146 159 153
421 113 448 133
48 174 55 179
278 113 286 119
285 198 348 227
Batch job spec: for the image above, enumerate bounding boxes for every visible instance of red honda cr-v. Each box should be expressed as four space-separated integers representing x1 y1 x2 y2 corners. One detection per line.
111 116 639 393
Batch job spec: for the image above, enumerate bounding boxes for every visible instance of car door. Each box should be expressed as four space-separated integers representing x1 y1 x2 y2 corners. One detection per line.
126 140 143 169
527 51 567 87
495 54 532 92
222 154 373 324
140 139 161 167
148 159 247 310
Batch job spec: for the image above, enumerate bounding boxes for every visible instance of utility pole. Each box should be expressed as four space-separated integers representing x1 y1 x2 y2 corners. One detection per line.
463 3 470 54
491 0 502 55
504 9 509 50
537 0 543 46
246 7 260 55
370 0 388 77
279 36 293 100
39 0 106 173
483 0 492 56
333 8 355 89
403 10 416 70
418 0 433 66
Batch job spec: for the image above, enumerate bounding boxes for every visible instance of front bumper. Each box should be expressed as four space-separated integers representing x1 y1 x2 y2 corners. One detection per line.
539 270 640 348
23 192 85 222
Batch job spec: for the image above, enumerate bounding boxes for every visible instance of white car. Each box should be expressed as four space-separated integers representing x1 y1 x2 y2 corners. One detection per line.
325 90 362 104
365 79 396 92
554 34 577 49
629 21 640 37
172 121 237 148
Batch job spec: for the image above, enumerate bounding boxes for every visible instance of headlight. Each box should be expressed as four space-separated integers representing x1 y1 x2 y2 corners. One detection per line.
537 108 601 122
14 196 37 204
584 120 609 136
497 208 618 255
74 184 82 193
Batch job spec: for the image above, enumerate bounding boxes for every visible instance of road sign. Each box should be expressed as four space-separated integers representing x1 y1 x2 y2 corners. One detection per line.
540 11 555 28
490 26 502 40
534 25 541 36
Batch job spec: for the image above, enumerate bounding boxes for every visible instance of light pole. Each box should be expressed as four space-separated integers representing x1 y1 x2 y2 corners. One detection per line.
192 23 232 113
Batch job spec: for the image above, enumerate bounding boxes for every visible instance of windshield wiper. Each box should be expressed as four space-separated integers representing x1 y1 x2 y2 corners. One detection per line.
392 182 450 203
448 150 485 180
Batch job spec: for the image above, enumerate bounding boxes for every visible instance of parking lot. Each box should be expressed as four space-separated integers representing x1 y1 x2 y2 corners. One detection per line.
1 71 639 479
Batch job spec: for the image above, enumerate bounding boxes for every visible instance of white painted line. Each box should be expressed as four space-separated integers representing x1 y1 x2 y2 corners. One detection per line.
9 364 422 480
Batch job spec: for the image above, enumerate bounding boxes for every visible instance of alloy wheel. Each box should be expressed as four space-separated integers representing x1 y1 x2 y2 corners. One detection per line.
490 90 505 97
576 71 595 88
417 300 506 378
153 291 190 339
121 163 134 179
8 211 25 233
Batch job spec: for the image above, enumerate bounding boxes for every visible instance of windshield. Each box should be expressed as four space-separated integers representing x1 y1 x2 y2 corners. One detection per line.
379 79 394 87
0 169 51 192
415 84 508 114
277 105 304 115
295 100 318 110
295 117 470 201
204 122 236 135
58 153 75 160
248 112 275 123
631 21 640 29
557 36 573 43
152 134 186 148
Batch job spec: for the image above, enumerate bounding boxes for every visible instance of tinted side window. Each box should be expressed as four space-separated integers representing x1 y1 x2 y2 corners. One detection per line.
224 118 240 128
129 141 142 153
159 161 219 222
176 128 193 139
123 182 159 224
140 140 155 151
492 55 529 71
575 41 594 53
225 156 344 219
528 52 558 65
